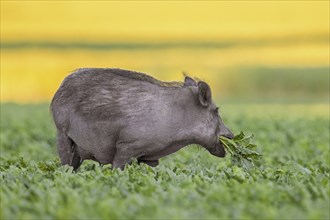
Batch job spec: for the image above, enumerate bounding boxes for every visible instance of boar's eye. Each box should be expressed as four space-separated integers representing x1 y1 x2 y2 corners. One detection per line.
214 107 219 115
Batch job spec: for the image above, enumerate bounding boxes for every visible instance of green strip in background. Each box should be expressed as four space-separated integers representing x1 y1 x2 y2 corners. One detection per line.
1 34 328 50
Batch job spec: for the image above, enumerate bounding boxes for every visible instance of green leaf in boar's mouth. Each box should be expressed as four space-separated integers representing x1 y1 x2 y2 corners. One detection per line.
220 131 262 169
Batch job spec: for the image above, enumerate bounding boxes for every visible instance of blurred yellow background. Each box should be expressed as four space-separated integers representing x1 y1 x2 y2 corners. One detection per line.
1 1 329 103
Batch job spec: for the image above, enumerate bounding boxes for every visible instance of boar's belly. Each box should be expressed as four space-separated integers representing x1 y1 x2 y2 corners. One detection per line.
139 142 187 160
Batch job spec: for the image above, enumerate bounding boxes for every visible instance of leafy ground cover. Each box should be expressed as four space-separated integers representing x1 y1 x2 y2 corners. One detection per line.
220 132 262 169
0 103 329 219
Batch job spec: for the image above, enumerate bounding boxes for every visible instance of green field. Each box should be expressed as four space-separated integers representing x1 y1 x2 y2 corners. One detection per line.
0 103 329 219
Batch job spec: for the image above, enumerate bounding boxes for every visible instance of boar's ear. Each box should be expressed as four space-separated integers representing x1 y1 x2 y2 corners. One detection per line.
198 81 212 107
184 76 197 87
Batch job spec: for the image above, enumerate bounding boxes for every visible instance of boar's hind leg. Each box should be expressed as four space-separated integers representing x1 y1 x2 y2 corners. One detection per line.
57 131 72 164
138 159 159 167
70 143 82 171
57 131 82 171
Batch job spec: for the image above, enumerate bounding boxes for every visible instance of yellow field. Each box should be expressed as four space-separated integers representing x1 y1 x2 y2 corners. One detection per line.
2 1 328 42
1 1 329 102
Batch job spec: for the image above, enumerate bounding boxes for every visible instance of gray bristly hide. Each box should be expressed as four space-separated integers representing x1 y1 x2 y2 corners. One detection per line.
50 68 233 170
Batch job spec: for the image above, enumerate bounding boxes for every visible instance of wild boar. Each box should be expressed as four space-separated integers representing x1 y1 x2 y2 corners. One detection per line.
50 68 234 170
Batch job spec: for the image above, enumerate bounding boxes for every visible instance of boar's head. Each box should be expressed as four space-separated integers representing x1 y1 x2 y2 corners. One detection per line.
184 76 234 157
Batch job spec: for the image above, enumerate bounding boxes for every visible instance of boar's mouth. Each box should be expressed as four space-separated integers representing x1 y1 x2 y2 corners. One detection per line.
208 139 226 158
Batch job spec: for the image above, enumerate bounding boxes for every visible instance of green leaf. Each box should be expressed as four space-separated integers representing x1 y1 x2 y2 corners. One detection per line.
220 132 262 169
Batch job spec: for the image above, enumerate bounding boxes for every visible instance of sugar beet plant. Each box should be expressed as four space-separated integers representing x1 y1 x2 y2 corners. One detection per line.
0 104 329 219
220 132 262 169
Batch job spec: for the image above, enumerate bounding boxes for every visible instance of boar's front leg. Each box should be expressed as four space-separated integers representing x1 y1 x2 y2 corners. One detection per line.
138 159 159 167
112 142 144 170
112 148 131 170
112 140 160 169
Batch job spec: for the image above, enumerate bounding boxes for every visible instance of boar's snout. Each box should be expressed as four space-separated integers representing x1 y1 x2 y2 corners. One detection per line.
219 123 234 140
208 122 233 158
221 131 234 140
